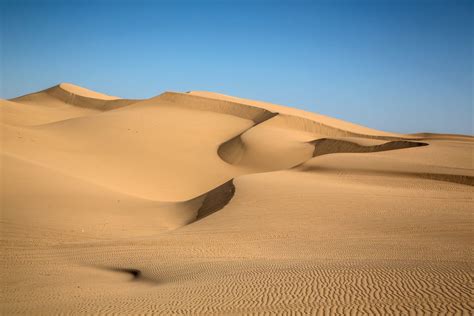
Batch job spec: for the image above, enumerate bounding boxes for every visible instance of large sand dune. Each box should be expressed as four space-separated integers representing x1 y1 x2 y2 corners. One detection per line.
1 84 473 314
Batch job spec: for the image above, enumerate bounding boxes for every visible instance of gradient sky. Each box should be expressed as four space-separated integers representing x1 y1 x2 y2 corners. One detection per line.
1 0 472 134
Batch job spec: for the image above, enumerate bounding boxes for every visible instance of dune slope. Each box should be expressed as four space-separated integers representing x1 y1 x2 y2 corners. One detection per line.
1 84 473 314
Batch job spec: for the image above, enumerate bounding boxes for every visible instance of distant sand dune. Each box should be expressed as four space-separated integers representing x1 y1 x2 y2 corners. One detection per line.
1 84 472 314
11 83 138 111
409 132 474 141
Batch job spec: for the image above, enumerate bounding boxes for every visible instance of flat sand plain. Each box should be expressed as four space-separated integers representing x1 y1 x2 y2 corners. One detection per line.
1 83 473 314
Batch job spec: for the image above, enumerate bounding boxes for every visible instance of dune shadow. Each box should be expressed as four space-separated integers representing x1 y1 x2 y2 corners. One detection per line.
196 180 235 220
310 138 428 157
96 266 161 284
110 268 142 280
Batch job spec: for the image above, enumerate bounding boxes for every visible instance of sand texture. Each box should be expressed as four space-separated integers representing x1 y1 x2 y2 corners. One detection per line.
1 83 473 315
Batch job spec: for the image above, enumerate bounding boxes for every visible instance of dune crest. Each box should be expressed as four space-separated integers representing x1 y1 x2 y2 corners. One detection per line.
58 82 120 100
1 83 473 314
10 83 138 111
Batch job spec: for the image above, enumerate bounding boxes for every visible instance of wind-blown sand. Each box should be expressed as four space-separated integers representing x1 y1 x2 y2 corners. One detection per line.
1 83 473 314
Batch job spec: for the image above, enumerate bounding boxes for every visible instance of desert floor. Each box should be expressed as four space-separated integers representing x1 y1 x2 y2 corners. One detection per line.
1 83 473 314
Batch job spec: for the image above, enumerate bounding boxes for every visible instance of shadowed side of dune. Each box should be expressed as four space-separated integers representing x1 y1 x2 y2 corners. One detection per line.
311 138 428 157
155 92 278 124
273 114 419 141
406 172 474 186
196 180 235 220
44 85 139 110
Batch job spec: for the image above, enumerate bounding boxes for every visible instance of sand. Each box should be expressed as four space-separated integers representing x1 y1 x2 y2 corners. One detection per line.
1 83 473 314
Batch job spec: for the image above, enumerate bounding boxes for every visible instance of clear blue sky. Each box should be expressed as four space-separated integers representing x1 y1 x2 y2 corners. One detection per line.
1 0 472 134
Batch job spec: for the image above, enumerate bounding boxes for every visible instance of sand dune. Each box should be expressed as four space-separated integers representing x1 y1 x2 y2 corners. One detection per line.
1 84 473 314
11 83 138 111
1 83 138 126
